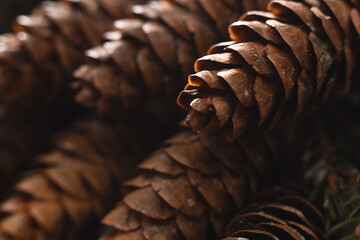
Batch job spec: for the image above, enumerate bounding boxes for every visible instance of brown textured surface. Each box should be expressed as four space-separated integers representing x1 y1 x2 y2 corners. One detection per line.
0 0 146 106
72 0 271 113
100 130 276 240
0 104 67 191
351 7 360 35
224 187 326 240
0 117 161 240
178 0 360 139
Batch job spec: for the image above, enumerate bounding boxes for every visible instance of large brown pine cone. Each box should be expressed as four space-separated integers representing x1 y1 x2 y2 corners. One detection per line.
100 130 276 240
224 187 326 240
72 0 271 113
0 0 146 106
0 117 161 240
178 0 360 140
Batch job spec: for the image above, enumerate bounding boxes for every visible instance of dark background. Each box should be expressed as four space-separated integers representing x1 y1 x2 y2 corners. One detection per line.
0 0 110 239
0 0 45 33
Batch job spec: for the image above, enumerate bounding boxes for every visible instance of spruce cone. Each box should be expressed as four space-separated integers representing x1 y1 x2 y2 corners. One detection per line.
72 0 271 113
178 0 360 139
0 0 146 106
100 130 276 239
0 118 160 240
224 187 326 240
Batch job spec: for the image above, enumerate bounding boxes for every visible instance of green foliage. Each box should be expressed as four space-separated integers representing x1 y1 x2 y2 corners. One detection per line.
296 98 360 240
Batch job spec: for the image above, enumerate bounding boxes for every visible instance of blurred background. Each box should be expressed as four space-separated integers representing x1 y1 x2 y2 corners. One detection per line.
0 1 105 239
0 0 44 33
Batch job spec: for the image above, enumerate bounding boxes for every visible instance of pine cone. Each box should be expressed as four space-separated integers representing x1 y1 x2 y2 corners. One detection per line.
0 0 146 106
100 130 276 240
178 0 360 139
72 0 271 113
0 117 160 240
224 187 326 240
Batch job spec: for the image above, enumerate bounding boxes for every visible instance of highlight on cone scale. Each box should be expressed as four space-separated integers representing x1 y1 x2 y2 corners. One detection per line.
178 0 360 139
223 187 326 240
0 0 147 106
0 118 161 240
71 0 271 113
0 0 358 239
100 130 277 240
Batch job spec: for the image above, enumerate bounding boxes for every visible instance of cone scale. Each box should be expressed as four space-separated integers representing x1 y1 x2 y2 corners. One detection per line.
178 0 360 139
100 130 276 240
0 0 147 106
0 118 161 240
72 0 271 113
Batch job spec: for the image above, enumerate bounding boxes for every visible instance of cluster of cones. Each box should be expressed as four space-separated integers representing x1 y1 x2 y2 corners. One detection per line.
0 0 359 239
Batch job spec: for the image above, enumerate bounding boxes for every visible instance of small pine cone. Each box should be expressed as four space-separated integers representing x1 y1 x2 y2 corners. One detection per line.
0 0 146 106
72 0 271 113
178 0 360 139
224 187 326 240
0 118 160 240
100 130 276 240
